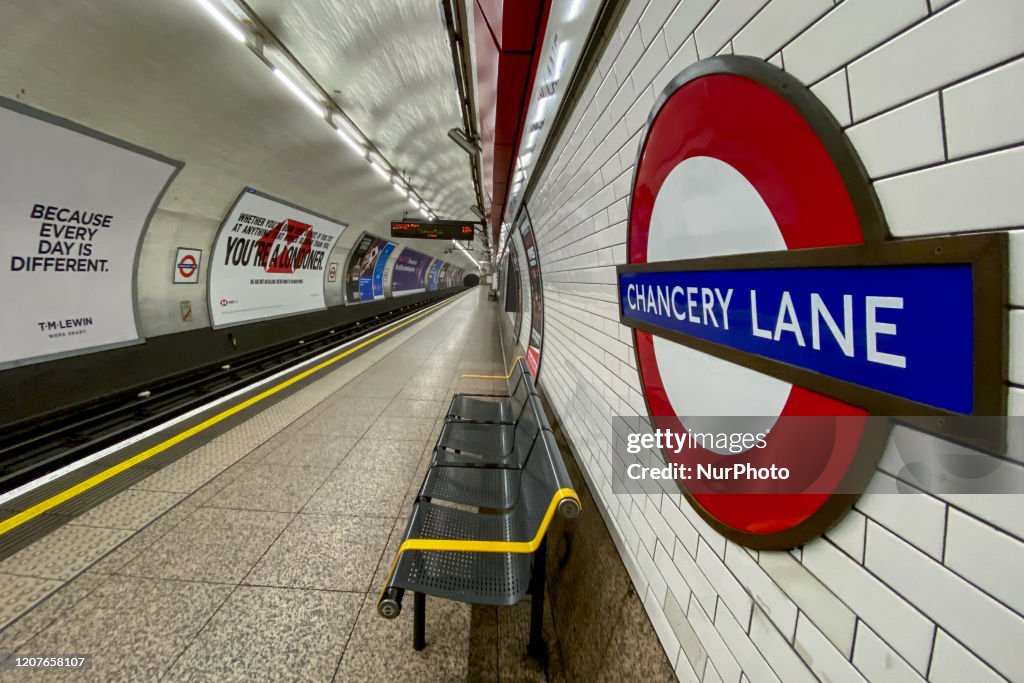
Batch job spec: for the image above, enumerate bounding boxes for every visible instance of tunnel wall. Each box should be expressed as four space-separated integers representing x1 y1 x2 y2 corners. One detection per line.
523 1 1023 681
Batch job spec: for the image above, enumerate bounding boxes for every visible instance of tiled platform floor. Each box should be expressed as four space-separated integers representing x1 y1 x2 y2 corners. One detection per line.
0 290 555 681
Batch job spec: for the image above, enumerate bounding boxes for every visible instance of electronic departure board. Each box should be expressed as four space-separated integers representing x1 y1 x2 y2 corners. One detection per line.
391 220 475 241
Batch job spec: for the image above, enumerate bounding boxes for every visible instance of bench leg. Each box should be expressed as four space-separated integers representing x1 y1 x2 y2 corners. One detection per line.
413 592 426 651
527 538 548 661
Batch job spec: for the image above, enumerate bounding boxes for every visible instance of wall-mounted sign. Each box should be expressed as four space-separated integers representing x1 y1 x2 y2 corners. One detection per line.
391 248 433 295
391 220 475 241
0 97 182 368
208 188 346 328
618 56 1007 549
327 262 338 283
345 233 394 303
515 205 545 378
173 247 202 284
371 242 396 300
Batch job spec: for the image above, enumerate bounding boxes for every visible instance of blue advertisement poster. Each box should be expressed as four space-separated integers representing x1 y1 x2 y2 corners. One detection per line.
427 259 443 291
371 243 396 300
391 248 432 294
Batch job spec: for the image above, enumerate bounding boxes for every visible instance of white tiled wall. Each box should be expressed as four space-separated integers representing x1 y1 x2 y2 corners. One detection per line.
523 0 1024 680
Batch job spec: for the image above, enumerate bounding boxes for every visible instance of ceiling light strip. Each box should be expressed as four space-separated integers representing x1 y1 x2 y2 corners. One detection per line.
194 0 438 218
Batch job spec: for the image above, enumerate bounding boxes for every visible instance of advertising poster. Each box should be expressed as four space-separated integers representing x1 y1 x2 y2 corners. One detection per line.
517 206 545 377
505 242 523 342
391 249 433 295
345 233 391 303
371 242 396 300
427 259 444 291
0 98 181 368
208 188 346 328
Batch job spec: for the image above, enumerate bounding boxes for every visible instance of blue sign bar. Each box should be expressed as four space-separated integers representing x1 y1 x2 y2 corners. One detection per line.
619 265 974 413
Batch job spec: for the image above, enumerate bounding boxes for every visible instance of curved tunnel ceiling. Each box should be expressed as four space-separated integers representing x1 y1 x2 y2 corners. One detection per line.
0 0 481 270
247 0 477 225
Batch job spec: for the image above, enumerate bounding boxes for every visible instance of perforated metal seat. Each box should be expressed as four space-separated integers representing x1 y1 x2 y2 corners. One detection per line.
446 361 532 424
419 464 523 509
380 427 579 612
433 391 542 468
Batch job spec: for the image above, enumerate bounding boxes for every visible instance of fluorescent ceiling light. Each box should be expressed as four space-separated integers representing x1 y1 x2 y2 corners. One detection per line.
370 158 391 180
195 0 246 42
453 240 481 269
335 125 363 154
567 0 585 21
273 68 323 117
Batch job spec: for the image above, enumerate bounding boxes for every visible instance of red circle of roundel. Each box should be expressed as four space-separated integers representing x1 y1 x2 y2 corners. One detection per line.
178 254 197 278
628 67 870 540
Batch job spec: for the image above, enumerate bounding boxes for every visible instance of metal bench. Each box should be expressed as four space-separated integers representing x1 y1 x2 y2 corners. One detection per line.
377 415 580 657
445 359 533 425
431 359 539 468
432 389 540 469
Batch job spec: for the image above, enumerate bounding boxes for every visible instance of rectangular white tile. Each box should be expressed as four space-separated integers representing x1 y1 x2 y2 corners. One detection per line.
654 535 693 610
810 68 852 126
694 0 768 58
864 521 1024 681
671 535 716 615
944 57 1024 158
944 507 1024 615
696 539 753 626
663 587 709 678
875 147 1024 237
688 598 742 683
749 607 817 683
847 94 945 177
664 0 717 55
824 509 866 563
639 0 681 47
854 469 947 560
713 602 780 683
793 613 868 683
758 550 857 656
724 542 798 639
851 623 926 682
848 0 1024 119
733 0 832 59
652 37 699 96
783 0 927 85
631 31 670 93
802 536 934 674
929 629 1005 683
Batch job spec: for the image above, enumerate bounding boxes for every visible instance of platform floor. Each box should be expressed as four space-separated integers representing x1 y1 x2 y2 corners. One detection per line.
0 290 556 681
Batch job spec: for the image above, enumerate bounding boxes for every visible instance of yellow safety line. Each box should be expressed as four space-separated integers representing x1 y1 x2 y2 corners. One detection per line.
461 355 524 379
377 487 580 605
0 296 464 537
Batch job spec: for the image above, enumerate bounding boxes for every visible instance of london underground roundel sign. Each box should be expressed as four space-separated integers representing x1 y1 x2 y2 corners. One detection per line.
619 56 1006 548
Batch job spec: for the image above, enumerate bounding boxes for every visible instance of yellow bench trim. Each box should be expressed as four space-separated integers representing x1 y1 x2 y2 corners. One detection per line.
461 355 524 379
378 487 580 606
